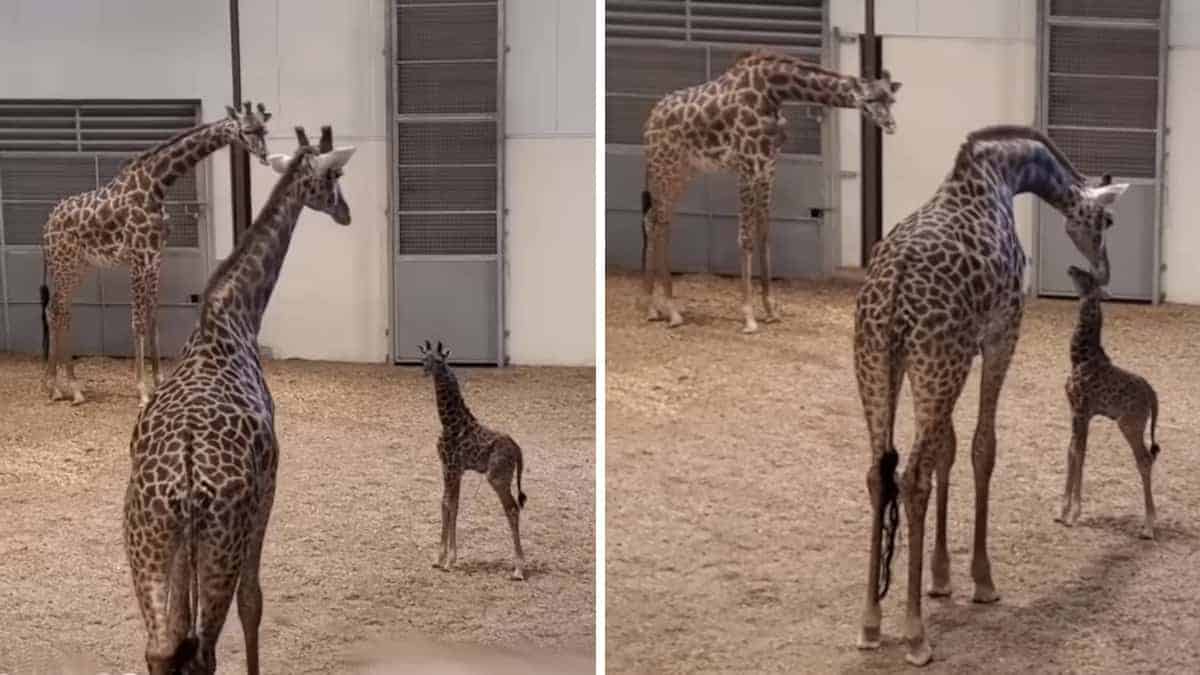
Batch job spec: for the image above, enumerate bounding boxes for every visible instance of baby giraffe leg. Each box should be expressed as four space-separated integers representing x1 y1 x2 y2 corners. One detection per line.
1057 415 1089 526
1117 413 1156 540
488 464 525 581
435 470 461 570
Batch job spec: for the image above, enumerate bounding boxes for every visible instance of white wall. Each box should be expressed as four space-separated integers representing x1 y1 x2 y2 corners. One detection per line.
504 0 596 366
830 0 1200 305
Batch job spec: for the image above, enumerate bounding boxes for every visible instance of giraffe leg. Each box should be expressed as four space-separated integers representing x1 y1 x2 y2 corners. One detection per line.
643 158 687 326
754 164 781 324
45 259 86 403
435 470 462 570
131 265 160 407
904 380 966 666
736 167 772 333
488 461 526 581
970 335 1019 605
1117 412 1156 539
1056 415 1088 527
928 421 957 597
737 226 757 333
238 479 274 675
854 345 903 650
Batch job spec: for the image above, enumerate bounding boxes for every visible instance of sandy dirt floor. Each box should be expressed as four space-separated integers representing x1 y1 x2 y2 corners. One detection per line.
0 356 594 674
606 271 1200 674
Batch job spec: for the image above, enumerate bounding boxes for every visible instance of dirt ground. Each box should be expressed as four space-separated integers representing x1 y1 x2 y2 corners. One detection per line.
0 356 595 674
605 271 1200 674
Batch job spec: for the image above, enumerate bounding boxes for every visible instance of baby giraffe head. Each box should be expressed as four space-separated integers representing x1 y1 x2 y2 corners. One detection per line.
1064 173 1130 286
267 126 356 225
857 69 902 134
1067 265 1109 300
417 340 451 376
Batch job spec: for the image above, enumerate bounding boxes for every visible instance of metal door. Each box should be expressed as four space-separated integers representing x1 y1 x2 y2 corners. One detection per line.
604 0 835 279
390 0 505 365
1036 0 1166 301
0 100 208 355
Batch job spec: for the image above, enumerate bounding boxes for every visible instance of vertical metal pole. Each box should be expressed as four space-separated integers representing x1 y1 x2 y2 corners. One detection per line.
387 0 398 362
229 0 252 243
1152 0 1169 304
859 0 882 266
496 0 507 366
0 163 9 351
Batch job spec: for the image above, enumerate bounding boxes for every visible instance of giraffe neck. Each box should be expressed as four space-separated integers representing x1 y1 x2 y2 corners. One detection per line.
1070 294 1107 366
199 159 307 343
960 138 1081 211
139 119 241 194
755 62 861 109
432 363 474 431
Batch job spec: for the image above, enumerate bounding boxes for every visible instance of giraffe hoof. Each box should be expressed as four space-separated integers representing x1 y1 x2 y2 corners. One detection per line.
666 314 684 328
762 315 781 324
856 626 881 650
904 638 933 667
927 584 953 598
510 570 525 581
1139 526 1155 540
741 324 759 335
70 394 86 406
971 586 1000 604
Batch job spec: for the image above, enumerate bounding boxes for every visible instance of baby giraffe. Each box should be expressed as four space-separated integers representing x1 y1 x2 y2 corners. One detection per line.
419 340 528 580
1056 265 1160 539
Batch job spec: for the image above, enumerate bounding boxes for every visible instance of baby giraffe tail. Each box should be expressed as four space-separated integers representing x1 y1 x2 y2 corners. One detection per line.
516 451 527 510
1149 387 1160 459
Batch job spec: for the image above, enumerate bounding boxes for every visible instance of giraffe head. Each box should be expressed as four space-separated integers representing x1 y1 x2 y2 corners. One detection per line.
417 340 451 376
224 101 273 164
266 125 356 225
856 70 902 134
1065 173 1130 286
1067 265 1109 300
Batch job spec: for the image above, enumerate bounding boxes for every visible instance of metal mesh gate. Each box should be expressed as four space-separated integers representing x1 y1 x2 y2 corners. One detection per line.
0 100 208 355
605 0 834 278
1037 0 1165 301
391 0 504 364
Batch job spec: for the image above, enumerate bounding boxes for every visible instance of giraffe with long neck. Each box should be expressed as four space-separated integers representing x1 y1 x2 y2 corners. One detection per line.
123 126 354 675
419 340 528 580
640 49 902 333
853 126 1130 666
41 102 272 407
1056 265 1161 539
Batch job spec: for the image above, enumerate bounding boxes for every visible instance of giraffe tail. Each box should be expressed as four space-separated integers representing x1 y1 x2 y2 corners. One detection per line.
176 428 202 668
878 446 901 601
40 257 50 361
640 189 653 275
516 449 527 510
1149 386 1160 459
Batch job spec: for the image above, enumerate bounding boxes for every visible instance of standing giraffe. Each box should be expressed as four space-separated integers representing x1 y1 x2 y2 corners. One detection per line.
41 102 273 407
419 340 528 581
123 126 354 675
641 50 901 333
853 126 1130 666
1056 265 1160 539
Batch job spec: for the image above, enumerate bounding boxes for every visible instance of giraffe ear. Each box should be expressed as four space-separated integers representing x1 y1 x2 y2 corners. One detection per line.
1082 182 1130 208
313 146 356 173
266 153 292 175
889 81 902 93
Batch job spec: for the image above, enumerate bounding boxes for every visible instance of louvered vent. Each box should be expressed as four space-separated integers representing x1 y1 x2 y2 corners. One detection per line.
394 0 500 255
1045 7 1162 178
0 100 203 247
606 1 825 156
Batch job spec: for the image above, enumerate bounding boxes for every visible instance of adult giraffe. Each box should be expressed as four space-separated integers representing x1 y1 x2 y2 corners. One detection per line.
41 102 272 406
641 49 901 333
853 125 1129 666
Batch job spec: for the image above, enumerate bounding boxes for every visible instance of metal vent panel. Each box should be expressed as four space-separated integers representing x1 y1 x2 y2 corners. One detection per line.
605 96 658 146
1 156 96 200
397 62 497 114
606 44 708 96
397 213 496 255
1 202 55 245
397 4 497 61
1050 0 1160 20
607 0 822 49
395 121 496 164
1048 74 1157 129
1048 128 1156 178
1049 25 1159 77
397 165 497 212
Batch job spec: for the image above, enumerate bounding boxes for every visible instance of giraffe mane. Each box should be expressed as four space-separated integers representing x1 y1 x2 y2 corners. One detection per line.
958 124 1086 184
728 49 852 81
126 119 226 169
